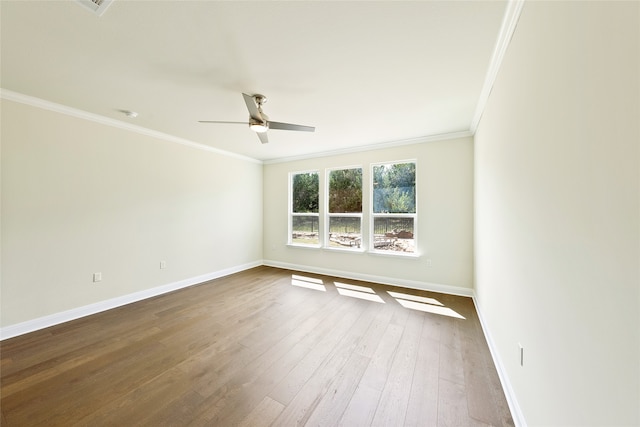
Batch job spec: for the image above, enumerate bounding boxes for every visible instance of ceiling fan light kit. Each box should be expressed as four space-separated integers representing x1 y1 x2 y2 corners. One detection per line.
200 93 315 144
249 118 268 133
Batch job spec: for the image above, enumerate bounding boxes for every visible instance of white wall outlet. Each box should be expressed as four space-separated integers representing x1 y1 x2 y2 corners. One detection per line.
426 258 433 267
518 343 524 367
93 272 102 282
160 261 167 269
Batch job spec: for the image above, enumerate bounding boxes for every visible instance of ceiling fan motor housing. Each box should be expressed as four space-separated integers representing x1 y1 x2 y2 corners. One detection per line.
253 94 267 106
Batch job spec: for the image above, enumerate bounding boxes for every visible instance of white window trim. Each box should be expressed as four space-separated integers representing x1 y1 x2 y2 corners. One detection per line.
289 170 321 247
369 160 418 256
324 165 363 251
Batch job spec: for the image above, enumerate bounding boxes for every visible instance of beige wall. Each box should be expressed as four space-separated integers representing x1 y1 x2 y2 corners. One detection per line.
263 137 474 293
474 1 639 425
1 99 264 327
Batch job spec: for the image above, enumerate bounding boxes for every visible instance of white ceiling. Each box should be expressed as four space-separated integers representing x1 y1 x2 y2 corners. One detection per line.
1 1 508 162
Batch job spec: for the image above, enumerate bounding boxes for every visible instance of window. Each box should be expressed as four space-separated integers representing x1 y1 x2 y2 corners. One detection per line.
371 161 416 253
290 171 320 246
327 167 362 250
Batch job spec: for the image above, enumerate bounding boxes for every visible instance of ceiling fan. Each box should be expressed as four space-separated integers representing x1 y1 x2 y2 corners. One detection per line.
199 93 315 144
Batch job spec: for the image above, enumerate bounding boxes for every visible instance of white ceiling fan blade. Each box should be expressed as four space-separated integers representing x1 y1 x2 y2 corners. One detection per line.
257 132 269 144
198 121 248 124
242 93 262 120
268 121 315 132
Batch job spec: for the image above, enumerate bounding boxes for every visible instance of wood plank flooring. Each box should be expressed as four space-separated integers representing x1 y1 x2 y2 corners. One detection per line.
0 266 514 426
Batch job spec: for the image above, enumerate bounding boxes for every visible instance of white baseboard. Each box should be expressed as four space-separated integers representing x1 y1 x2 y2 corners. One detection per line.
263 259 474 297
0 261 262 340
472 295 527 427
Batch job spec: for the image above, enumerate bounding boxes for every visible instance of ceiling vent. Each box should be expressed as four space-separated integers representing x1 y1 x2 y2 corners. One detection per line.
76 0 114 16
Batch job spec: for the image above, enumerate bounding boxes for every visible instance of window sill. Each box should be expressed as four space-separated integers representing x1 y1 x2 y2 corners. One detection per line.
287 243 321 249
286 243 419 258
322 246 366 254
367 250 420 259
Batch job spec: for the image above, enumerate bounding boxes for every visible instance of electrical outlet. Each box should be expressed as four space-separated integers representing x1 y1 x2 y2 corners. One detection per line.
160 261 167 269
426 258 433 267
93 272 102 282
518 343 524 367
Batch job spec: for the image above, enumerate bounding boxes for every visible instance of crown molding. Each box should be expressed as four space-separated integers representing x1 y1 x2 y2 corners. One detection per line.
1 88 472 167
470 0 525 133
263 130 473 165
0 89 262 165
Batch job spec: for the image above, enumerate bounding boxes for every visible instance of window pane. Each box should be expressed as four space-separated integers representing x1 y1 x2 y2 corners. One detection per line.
292 172 319 213
328 168 362 213
291 215 319 245
373 163 416 213
373 217 415 253
328 216 361 248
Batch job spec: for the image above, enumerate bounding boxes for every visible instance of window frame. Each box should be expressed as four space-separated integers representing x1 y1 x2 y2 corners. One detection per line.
325 165 364 252
289 170 321 248
369 160 418 256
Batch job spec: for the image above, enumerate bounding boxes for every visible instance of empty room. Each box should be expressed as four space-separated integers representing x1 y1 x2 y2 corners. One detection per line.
1 1 638 426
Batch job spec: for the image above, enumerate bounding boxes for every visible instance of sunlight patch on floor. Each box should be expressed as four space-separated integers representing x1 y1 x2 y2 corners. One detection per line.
336 287 385 303
395 299 465 319
292 274 324 284
387 291 443 306
291 275 326 292
290 275 464 318
334 282 376 294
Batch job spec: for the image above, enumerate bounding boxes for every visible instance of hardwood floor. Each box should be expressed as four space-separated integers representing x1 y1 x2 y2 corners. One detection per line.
0 266 513 426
